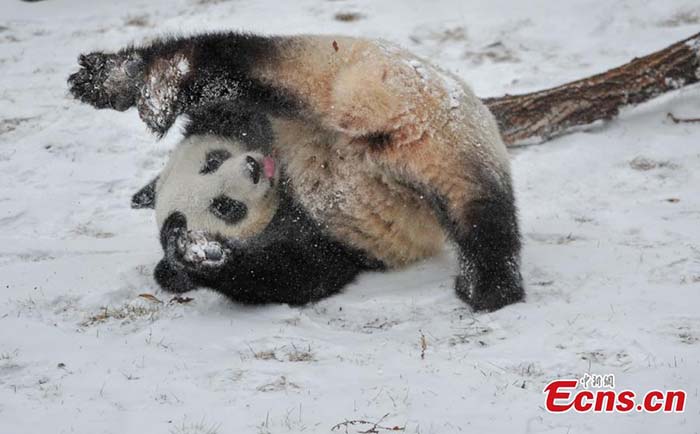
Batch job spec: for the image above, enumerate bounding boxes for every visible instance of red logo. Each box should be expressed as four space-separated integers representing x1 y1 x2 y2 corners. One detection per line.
544 375 686 413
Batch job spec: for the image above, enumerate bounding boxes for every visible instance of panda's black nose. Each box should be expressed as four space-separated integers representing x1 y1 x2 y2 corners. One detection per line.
245 156 261 184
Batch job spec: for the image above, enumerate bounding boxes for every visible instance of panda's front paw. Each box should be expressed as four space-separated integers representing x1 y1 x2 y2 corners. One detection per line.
161 213 230 278
68 51 144 111
177 230 229 269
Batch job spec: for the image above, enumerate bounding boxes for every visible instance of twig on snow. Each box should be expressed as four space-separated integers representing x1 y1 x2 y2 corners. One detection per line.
331 413 405 433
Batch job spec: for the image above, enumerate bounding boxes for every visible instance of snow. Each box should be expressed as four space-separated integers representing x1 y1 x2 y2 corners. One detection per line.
176 57 190 76
1 0 699 433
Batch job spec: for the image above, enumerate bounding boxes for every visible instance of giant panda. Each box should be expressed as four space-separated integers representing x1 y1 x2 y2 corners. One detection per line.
69 32 524 312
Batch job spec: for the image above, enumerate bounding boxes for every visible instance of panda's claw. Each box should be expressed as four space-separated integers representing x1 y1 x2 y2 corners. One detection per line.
161 214 227 273
78 52 104 69
203 243 224 262
68 51 144 112
176 230 228 270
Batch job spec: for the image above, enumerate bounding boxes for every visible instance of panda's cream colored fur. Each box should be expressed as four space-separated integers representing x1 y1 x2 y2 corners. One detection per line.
253 36 509 267
271 118 446 267
155 135 278 240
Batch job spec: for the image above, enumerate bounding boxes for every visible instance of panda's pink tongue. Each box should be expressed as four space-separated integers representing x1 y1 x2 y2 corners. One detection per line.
263 156 276 179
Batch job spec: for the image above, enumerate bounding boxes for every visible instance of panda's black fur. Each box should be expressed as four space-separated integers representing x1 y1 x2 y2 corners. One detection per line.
183 103 275 153
70 32 525 312
153 189 384 305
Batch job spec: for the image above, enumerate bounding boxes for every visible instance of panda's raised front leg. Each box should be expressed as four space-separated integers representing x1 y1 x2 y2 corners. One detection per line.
68 33 300 136
68 34 419 137
69 47 191 136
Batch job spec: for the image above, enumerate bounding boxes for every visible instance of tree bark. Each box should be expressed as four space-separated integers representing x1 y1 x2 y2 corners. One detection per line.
483 32 700 146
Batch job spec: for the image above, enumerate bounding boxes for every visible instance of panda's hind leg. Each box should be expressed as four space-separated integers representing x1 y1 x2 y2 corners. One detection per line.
336 93 524 311
408 157 524 312
326 69 525 311
324 51 524 311
444 176 524 312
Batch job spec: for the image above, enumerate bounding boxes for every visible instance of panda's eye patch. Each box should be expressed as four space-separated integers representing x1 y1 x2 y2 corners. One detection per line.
200 149 232 174
209 195 248 224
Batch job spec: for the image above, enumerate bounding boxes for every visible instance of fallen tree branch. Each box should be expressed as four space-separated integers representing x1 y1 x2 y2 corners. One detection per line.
667 112 700 124
484 32 700 146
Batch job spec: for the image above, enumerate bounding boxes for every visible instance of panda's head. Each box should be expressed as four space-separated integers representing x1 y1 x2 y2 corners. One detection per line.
133 134 279 240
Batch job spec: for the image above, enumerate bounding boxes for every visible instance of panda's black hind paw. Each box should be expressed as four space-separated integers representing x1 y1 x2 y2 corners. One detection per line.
68 51 143 111
456 267 525 312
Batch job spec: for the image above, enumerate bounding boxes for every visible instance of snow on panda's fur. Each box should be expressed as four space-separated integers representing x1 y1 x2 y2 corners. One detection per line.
70 32 524 311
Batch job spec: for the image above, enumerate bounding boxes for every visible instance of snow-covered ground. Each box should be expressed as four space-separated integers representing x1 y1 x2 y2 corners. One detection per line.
1 0 699 433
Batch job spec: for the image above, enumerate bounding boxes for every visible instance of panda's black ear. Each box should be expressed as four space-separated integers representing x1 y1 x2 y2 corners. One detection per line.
131 176 158 209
